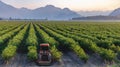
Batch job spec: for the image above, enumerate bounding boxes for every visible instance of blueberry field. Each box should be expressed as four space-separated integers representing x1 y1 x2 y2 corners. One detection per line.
0 21 120 67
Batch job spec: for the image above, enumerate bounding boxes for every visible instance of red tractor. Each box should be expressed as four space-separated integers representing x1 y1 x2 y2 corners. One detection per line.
36 43 52 65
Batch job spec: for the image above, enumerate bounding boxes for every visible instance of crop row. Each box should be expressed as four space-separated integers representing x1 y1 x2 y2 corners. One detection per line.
2 24 29 60
47 24 120 52
0 24 22 36
34 24 62 61
38 24 89 61
39 23 116 61
26 23 38 61
0 24 25 46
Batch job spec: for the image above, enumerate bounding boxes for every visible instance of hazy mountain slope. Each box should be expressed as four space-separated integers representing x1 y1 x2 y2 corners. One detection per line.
78 11 111 17
109 8 120 17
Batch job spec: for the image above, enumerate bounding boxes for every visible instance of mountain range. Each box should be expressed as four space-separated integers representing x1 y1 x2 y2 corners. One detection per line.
0 1 80 20
1 0 120 20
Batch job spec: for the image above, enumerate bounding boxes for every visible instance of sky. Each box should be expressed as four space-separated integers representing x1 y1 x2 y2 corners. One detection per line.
1 0 120 11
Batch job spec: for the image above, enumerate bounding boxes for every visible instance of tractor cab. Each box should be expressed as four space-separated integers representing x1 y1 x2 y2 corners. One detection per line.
36 43 51 65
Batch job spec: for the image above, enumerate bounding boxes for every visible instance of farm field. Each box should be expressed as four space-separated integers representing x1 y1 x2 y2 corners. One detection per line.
0 21 120 67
